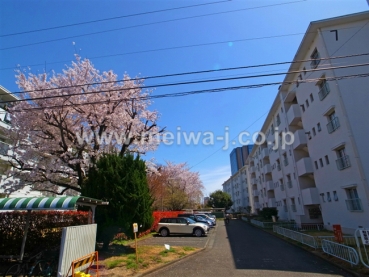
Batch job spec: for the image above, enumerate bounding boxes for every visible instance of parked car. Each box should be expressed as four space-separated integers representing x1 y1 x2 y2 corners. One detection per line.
178 214 215 227
195 214 216 225
156 217 209 237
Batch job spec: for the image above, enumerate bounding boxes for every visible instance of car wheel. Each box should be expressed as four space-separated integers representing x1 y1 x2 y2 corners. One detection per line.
194 228 203 237
160 228 169 237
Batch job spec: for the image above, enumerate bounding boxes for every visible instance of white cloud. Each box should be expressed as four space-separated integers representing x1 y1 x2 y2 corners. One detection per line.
200 165 231 196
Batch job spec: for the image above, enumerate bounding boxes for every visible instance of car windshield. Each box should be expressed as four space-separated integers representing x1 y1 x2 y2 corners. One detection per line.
186 218 196 224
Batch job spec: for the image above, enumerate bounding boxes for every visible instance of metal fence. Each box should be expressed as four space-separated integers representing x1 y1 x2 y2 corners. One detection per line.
321 239 359 266
316 236 356 248
273 225 317 249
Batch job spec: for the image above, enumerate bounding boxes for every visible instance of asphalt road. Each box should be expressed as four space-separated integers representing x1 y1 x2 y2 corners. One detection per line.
145 219 354 277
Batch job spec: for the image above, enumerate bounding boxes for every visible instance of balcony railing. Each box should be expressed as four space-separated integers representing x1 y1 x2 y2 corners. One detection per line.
287 181 292 188
291 204 297 212
345 198 363 211
327 117 340 133
336 155 351 170
318 81 330 100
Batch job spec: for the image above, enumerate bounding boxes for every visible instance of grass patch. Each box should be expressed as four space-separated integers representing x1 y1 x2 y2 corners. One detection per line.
101 245 199 276
105 258 125 269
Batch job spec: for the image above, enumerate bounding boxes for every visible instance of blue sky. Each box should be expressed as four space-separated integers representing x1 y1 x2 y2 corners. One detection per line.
1 0 368 196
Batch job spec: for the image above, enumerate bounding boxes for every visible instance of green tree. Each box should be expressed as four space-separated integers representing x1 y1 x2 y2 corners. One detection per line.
81 154 153 249
207 190 233 210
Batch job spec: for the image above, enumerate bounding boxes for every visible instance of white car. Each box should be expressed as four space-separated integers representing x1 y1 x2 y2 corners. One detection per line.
156 217 209 237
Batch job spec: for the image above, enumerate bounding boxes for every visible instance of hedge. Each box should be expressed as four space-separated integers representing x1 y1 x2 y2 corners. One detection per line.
0 211 88 256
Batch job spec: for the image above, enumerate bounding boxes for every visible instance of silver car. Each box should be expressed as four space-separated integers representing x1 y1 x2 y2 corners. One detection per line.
156 217 209 237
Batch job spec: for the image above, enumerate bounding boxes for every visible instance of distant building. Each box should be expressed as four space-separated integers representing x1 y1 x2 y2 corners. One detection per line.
203 196 209 207
230 145 253 175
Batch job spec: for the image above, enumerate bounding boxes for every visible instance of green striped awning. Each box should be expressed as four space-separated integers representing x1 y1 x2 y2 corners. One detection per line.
0 196 109 210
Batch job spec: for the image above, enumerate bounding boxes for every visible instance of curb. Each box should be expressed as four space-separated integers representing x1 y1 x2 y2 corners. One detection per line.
243 220 363 277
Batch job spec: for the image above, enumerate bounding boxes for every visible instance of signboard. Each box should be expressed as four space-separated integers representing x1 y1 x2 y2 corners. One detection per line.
133 223 138 233
359 229 369 245
333 224 343 243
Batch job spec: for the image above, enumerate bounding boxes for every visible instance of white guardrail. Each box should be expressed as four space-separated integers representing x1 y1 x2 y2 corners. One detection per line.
273 225 317 249
321 239 359 266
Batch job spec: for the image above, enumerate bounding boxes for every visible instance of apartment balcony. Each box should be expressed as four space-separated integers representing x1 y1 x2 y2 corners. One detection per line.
251 178 257 185
268 198 276 207
296 157 314 176
263 164 272 175
284 88 296 103
327 117 340 134
291 205 297 212
336 155 351 170
283 158 289 166
301 187 320 205
277 164 281 171
287 104 302 126
249 166 255 173
252 190 259 197
345 198 363 211
261 148 269 160
283 205 288 212
266 180 274 191
292 129 307 150
280 184 285 191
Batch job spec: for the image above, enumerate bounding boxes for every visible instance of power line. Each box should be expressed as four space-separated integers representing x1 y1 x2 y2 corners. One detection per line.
0 0 306 51
0 25 359 72
2 62 369 106
9 72 369 112
3 52 369 98
0 1 230 37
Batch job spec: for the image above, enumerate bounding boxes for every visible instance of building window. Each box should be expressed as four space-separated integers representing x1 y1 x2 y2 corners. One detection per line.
320 193 325 202
327 192 331 202
327 111 340 133
297 74 302 87
314 161 318 169
306 99 309 108
310 93 314 102
291 198 296 212
310 48 321 69
276 159 281 171
287 175 292 188
319 158 324 168
281 107 284 113
345 188 362 211
333 191 338 201
317 123 321 132
271 124 275 135
283 153 288 166
336 147 350 170
325 155 330 165
318 79 330 100
312 127 316 136
301 104 305 112
303 67 306 75
276 114 281 126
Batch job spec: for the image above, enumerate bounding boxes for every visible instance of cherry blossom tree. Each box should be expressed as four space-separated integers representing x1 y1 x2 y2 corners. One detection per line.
147 161 204 210
2 56 163 195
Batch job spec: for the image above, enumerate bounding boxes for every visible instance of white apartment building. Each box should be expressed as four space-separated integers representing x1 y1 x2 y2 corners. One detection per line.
222 166 250 213
246 11 369 234
0 85 42 197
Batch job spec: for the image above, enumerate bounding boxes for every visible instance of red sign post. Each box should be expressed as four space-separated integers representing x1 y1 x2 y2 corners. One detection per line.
333 224 343 243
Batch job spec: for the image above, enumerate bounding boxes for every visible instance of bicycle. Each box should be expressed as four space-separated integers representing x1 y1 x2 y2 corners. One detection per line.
3 247 58 277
